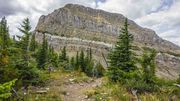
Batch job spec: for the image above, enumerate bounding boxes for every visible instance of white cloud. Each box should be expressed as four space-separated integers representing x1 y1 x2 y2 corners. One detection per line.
97 0 163 19
135 0 180 45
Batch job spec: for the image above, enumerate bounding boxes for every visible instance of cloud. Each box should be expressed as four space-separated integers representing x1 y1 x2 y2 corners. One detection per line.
97 0 163 19
151 0 173 12
1 0 180 46
135 0 180 45
0 0 28 17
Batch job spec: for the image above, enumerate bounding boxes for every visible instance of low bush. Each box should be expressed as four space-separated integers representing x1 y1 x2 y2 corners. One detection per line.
0 79 17 100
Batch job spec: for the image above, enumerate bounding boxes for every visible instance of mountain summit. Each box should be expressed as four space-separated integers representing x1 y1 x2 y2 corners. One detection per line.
34 4 180 79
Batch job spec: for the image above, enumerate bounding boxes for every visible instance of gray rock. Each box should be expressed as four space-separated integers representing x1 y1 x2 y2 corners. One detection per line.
79 83 84 86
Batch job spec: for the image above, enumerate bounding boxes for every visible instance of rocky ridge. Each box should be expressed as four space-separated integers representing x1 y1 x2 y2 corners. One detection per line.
34 4 180 79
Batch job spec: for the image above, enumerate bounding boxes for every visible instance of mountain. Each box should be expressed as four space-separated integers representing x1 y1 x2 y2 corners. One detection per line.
34 4 180 80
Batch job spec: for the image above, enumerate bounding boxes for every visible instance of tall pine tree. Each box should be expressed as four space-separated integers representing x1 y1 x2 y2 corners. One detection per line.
0 17 10 65
37 34 48 69
75 51 79 70
108 18 136 82
18 18 32 67
141 49 156 84
0 17 10 49
70 56 75 69
59 46 67 62
18 18 31 51
79 50 85 72
29 33 37 51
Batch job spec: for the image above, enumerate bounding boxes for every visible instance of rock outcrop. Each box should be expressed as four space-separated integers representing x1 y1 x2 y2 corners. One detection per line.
35 32 112 54
156 53 180 79
34 4 180 80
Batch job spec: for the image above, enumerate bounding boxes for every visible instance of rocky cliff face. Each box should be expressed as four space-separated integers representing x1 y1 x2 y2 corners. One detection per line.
34 4 180 80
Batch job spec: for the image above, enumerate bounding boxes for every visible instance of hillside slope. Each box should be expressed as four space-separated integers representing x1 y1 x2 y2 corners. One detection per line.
34 4 180 80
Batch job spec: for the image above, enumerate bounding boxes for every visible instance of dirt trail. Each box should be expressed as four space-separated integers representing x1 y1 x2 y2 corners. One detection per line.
62 78 102 101
47 72 103 101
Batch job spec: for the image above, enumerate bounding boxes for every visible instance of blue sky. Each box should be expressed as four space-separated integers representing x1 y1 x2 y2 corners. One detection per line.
0 0 180 46
153 0 173 12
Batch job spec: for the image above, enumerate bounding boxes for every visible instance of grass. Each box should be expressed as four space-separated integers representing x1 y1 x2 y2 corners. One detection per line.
92 81 131 101
10 69 92 101
50 69 91 83
21 92 62 101
10 69 180 101
72 72 91 83
85 76 180 101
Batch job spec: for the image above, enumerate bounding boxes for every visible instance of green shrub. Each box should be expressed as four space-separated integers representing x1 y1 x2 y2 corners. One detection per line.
85 61 94 76
177 74 180 84
0 79 17 99
127 79 158 93
15 61 41 87
96 62 105 77
0 66 18 84
85 62 105 78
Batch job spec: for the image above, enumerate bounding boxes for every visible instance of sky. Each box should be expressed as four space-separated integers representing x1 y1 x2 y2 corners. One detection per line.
0 0 180 46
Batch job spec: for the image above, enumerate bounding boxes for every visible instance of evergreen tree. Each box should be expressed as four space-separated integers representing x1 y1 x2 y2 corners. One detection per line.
79 50 85 72
37 34 48 69
70 56 75 69
0 17 10 65
18 18 32 67
85 50 90 65
18 18 31 51
75 51 79 69
16 18 41 86
59 46 67 62
48 45 54 62
0 18 41 90
108 18 136 82
0 17 10 49
48 45 59 68
29 33 37 51
141 49 156 84
89 48 92 60
96 62 105 77
130 49 158 92
0 17 16 83
51 53 59 68
84 48 93 74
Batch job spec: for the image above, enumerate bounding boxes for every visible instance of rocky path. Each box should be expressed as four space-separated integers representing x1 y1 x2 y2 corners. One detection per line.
62 78 102 101
46 72 102 101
